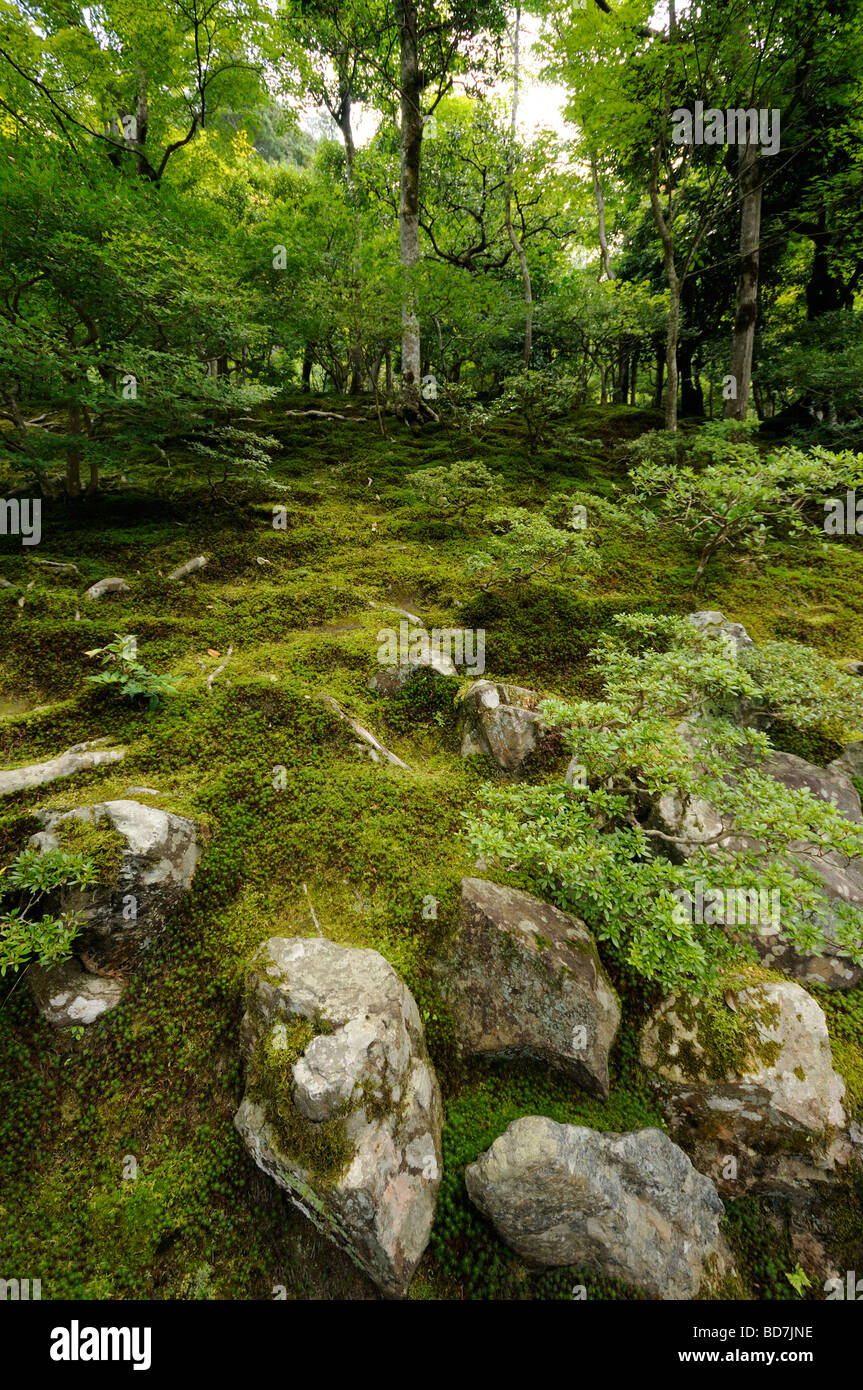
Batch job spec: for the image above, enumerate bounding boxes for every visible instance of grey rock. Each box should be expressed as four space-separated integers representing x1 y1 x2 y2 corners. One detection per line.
639 979 846 1150
688 610 754 652
465 1118 728 1299
0 738 126 796
84 577 130 601
439 878 619 1097
234 936 442 1299
29 799 200 975
828 741 863 779
29 957 125 1026
458 680 547 772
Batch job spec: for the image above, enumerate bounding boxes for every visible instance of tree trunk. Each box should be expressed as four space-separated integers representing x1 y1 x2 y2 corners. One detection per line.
649 151 681 432
396 0 423 401
302 343 313 391
679 340 704 417
385 348 394 396
591 152 615 281
629 351 638 406
66 402 82 499
653 345 664 409
504 4 533 369
724 139 762 421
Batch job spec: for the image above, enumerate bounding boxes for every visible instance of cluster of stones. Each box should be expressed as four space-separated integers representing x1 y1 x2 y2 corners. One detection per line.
7 607 862 1299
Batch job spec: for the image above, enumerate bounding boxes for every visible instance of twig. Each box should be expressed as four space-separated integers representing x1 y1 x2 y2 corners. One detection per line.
302 882 324 937
206 646 233 693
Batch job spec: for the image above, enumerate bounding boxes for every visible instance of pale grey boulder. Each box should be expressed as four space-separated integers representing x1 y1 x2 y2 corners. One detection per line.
458 680 548 772
639 978 846 1151
29 799 200 974
0 738 125 796
439 878 619 1097
83 577 130 601
29 957 125 1027
465 1118 728 1300
234 936 442 1300
688 610 754 653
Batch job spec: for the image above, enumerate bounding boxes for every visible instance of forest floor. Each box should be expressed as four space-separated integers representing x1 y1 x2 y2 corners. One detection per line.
2 400 863 1300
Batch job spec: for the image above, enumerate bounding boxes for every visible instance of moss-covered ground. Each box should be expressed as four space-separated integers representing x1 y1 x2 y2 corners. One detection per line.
1 400 862 1300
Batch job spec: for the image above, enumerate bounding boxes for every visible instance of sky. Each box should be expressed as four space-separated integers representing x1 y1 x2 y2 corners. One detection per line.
300 9 576 147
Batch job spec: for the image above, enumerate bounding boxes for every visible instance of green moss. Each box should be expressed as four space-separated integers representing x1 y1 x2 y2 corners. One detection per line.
55 815 126 887
2 402 863 1300
658 971 783 1082
811 982 863 1123
249 1019 352 1188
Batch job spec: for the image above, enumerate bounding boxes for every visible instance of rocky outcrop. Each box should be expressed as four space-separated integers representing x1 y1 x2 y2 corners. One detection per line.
0 738 126 796
234 936 442 1300
458 680 548 772
28 800 200 974
647 750 863 989
639 977 846 1150
465 1118 729 1300
438 878 619 1097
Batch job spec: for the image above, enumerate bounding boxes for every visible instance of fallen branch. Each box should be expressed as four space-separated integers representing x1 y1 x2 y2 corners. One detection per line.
319 695 410 769
206 646 233 693
302 882 324 936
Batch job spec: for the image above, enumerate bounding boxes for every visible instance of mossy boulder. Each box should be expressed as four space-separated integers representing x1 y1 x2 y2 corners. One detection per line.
457 680 549 773
27 799 201 1000
640 978 847 1160
234 936 443 1300
437 878 620 1097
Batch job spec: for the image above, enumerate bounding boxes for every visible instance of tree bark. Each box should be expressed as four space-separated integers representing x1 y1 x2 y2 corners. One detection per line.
649 149 681 431
504 4 533 369
66 402 82 499
591 153 615 281
724 139 762 421
396 0 423 401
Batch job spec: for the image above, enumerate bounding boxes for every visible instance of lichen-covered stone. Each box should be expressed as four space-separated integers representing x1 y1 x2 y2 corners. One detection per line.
234 936 442 1300
688 610 755 652
465 1118 729 1300
457 680 548 772
639 977 846 1150
29 957 124 1026
438 878 619 1097
29 799 200 974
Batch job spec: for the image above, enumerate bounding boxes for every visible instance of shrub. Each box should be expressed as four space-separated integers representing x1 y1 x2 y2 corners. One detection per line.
464 613 863 992
465 506 601 591
405 459 503 525
0 846 96 976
